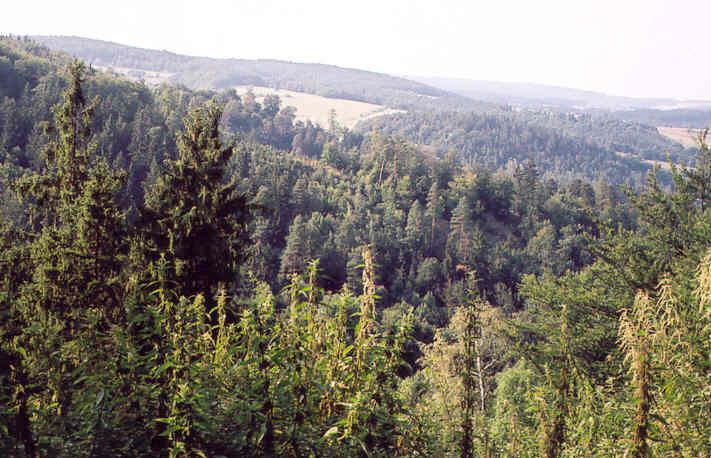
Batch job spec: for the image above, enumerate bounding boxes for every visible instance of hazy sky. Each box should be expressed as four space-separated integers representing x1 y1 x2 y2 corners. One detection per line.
3 0 710 99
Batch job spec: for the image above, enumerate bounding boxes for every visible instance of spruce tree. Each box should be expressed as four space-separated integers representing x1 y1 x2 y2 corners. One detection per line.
15 60 126 321
141 102 250 302
447 196 478 273
3 60 127 454
279 214 307 283
425 182 444 256
404 199 425 252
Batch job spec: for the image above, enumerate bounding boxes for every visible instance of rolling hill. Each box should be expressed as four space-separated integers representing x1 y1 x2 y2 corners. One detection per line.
32 35 491 113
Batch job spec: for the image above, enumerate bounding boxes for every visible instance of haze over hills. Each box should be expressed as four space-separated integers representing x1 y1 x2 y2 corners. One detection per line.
34 35 711 123
37 35 711 115
408 75 711 111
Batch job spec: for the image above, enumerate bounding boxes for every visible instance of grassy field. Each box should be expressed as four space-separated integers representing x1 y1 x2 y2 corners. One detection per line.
658 126 704 148
234 86 404 129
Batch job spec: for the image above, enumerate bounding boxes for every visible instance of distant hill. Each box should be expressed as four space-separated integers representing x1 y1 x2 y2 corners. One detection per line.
32 35 493 112
409 75 711 112
610 108 711 129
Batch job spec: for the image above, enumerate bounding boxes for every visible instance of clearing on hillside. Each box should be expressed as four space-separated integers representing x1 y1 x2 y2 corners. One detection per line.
658 126 704 149
234 86 404 129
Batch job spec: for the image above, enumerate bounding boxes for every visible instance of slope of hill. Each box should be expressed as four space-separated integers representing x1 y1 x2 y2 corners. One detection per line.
612 108 711 129
657 126 707 148
33 35 492 112
359 110 655 186
358 100 691 186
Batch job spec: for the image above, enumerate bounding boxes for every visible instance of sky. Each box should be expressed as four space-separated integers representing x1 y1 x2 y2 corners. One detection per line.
2 0 710 100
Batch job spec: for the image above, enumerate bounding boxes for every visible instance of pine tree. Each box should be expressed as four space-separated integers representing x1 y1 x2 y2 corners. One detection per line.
141 102 250 302
292 177 310 214
279 214 307 283
460 280 480 458
4 60 127 453
404 199 425 253
15 59 126 319
425 182 444 256
447 196 478 272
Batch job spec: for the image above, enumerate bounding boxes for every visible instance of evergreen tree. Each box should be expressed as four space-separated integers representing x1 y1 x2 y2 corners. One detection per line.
2 60 128 454
447 196 478 273
425 182 445 256
279 214 307 282
141 102 250 302
404 199 425 254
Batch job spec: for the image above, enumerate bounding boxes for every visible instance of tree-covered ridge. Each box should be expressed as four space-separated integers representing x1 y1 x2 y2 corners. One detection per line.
0 37 709 457
361 103 702 186
521 110 691 163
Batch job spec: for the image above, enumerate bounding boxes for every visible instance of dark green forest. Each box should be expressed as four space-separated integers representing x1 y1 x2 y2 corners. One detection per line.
1 37 709 457
358 106 694 187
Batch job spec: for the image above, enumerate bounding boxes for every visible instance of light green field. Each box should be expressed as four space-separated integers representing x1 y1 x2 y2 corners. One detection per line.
234 86 404 129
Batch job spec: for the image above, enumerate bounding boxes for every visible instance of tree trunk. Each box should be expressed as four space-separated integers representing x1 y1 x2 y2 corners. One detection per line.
631 344 651 458
543 367 569 458
476 344 492 458
16 381 37 457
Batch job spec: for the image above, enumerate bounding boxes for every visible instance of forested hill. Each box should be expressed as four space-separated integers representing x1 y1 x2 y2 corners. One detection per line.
359 109 692 186
32 35 490 111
